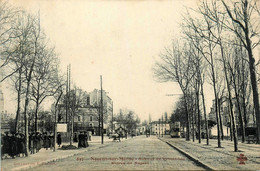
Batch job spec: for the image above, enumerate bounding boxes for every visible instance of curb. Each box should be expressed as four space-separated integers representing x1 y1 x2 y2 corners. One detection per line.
159 138 216 171
10 143 110 171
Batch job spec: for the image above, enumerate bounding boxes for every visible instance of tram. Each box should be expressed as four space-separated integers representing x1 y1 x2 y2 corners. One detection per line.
170 122 181 138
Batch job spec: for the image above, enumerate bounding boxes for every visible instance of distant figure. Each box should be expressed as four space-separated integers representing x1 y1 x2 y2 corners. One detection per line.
9 132 17 159
83 132 89 148
2 132 10 159
57 133 62 147
49 132 54 150
17 133 26 157
73 133 78 142
35 132 42 153
43 132 50 150
78 132 84 148
29 133 33 154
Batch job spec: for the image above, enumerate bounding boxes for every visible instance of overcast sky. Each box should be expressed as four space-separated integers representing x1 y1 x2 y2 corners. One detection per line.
4 0 216 122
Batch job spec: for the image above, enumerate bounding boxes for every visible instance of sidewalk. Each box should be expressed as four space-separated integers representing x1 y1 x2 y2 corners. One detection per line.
1 135 130 171
160 136 260 170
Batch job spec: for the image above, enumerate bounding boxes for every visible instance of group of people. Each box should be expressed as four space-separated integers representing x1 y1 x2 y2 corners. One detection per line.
77 132 89 148
1 131 91 159
1 132 26 159
1 131 61 160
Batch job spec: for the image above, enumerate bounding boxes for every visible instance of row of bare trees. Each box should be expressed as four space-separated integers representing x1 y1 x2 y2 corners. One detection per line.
0 1 65 156
153 0 260 151
113 108 141 134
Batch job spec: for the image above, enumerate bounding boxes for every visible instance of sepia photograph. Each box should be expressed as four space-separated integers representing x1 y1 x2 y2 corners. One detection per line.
0 0 260 170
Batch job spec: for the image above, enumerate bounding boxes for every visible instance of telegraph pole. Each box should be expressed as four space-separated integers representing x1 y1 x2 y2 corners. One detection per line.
66 65 68 123
69 64 72 145
159 119 161 137
162 115 163 137
112 101 114 131
100 75 104 144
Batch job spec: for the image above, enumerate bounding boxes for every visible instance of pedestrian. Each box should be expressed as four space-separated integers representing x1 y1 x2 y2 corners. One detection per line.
32 133 37 154
43 132 49 150
29 133 33 154
17 133 25 157
78 132 84 148
57 133 62 147
36 132 42 153
1 132 10 159
73 133 78 142
9 132 17 159
49 132 54 150
83 132 89 148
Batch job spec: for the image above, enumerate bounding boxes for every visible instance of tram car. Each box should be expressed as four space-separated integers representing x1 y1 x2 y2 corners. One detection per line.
170 122 181 138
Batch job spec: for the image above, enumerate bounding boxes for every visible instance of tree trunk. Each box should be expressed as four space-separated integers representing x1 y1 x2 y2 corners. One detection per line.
209 44 221 147
196 88 201 143
243 0 260 143
15 69 22 133
218 99 224 140
183 93 190 141
24 62 35 156
246 46 260 144
35 100 39 133
192 107 195 142
234 88 246 143
201 81 209 145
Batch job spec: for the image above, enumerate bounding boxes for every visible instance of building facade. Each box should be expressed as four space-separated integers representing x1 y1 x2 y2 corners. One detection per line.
149 121 170 135
57 89 113 135
208 96 255 136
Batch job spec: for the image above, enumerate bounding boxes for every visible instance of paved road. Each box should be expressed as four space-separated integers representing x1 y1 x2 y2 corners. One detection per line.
27 136 204 170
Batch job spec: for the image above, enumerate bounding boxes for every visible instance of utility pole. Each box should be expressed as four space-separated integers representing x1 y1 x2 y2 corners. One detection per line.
69 64 72 145
162 115 164 137
112 101 113 131
100 75 104 144
66 65 68 123
159 119 161 137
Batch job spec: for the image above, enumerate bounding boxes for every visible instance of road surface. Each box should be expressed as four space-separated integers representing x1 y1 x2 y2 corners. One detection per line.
28 135 204 170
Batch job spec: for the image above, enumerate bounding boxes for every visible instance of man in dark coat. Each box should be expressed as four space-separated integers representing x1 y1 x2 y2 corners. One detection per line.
43 132 49 150
17 133 25 157
29 133 33 154
9 132 17 159
57 133 62 147
36 132 42 153
78 132 84 148
83 132 89 148
2 132 10 159
73 133 78 142
49 132 54 150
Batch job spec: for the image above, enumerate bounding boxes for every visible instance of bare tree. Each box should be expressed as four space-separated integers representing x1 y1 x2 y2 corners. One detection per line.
30 46 59 132
221 0 260 144
0 1 20 78
153 40 196 141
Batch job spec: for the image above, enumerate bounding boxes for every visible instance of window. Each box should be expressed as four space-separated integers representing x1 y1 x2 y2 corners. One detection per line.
90 116 92 121
78 116 81 121
90 123 92 127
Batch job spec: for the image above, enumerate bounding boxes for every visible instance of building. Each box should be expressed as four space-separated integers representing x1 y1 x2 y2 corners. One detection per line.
137 126 146 135
149 121 170 135
57 89 113 135
208 96 255 136
0 89 15 134
1 111 13 134
208 96 231 127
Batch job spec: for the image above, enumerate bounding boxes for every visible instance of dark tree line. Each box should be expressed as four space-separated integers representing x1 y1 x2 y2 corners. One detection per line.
153 0 260 151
